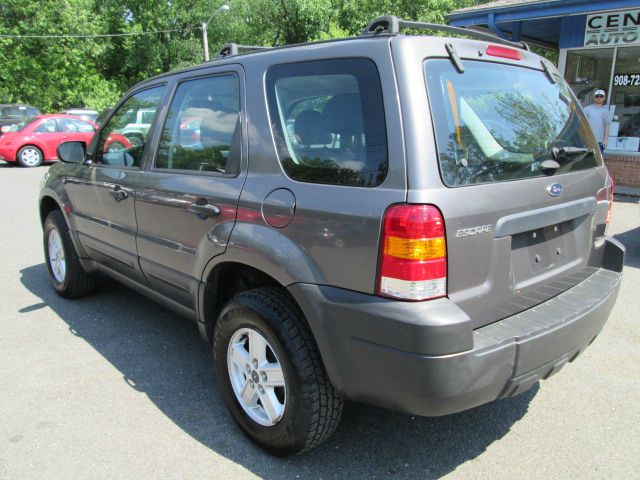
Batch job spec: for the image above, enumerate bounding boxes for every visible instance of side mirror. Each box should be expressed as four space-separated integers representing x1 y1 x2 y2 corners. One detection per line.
0 125 12 133
57 141 86 164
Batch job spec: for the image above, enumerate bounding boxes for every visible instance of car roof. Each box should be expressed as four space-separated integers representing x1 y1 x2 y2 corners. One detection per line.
0 103 38 108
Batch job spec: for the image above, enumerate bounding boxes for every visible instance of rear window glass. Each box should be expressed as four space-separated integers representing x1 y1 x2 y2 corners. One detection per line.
9 117 39 132
425 59 600 187
266 59 388 187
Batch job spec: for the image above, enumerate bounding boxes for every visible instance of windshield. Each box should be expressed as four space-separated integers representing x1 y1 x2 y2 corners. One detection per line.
424 59 600 187
0 106 39 118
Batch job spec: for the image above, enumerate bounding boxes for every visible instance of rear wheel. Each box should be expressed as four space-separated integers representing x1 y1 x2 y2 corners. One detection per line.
17 145 43 167
213 287 343 456
43 210 95 298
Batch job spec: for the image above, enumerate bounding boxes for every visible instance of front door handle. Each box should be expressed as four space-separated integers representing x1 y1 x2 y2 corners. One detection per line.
109 185 129 202
189 201 220 219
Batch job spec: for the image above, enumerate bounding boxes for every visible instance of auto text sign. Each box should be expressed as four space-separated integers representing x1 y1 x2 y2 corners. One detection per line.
584 9 640 47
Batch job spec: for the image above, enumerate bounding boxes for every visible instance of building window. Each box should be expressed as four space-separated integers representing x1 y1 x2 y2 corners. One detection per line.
610 46 640 151
565 46 640 153
565 49 613 105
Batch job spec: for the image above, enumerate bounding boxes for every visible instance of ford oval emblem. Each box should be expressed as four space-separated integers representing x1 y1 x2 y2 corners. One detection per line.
547 183 563 197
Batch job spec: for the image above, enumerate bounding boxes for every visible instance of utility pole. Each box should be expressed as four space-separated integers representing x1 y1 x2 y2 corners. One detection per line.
203 22 209 61
202 4 230 62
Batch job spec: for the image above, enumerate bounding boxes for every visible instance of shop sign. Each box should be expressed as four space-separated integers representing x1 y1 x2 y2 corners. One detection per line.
613 74 640 86
584 9 640 46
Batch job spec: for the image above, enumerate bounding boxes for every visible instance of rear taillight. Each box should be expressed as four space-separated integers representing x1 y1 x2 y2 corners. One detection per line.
596 175 615 225
377 204 447 301
485 45 522 60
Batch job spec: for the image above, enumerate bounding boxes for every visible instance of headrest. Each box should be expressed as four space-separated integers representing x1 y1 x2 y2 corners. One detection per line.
323 93 364 135
294 110 332 146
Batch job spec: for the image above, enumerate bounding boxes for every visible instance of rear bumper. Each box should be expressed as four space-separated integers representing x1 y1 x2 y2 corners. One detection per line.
0 145 15 162
289 238 623 417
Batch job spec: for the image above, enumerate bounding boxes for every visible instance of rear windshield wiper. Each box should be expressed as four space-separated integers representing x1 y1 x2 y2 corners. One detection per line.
552 146 590 159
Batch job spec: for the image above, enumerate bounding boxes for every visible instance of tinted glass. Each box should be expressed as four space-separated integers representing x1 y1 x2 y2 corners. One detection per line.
35 119 58 133
156 75 240 173
59 118 95 133
266 59 388 187
96 86 165 167
11 117 39 132
425 59 600 187
1 106 33 118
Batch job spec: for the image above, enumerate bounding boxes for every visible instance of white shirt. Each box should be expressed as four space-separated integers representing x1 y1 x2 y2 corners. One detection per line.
584 104 611 143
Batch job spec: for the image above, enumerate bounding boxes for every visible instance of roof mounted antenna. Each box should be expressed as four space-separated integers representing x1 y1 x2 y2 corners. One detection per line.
217 43 273 58
362 15 529 51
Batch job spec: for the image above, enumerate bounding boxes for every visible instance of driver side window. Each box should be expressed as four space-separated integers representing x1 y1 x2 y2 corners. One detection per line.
96 86 165 167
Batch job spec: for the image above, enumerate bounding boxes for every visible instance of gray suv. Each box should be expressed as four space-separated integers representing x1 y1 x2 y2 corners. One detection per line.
39 17 624 456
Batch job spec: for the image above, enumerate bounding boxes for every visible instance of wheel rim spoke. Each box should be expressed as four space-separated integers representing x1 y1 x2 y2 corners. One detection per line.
248 330 268 365
261 364 285 387
229 342 250 371
240 379 257 405
258 389 282 424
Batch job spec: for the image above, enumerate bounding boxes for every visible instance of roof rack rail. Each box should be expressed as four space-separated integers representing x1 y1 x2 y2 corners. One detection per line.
217 43 273 58
362 15 529 51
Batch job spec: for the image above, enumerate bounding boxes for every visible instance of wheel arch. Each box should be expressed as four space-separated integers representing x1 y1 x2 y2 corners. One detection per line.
197 223 325 344
16 143 45 162
198 260 287 344
39 192 94 270
40 194 61 226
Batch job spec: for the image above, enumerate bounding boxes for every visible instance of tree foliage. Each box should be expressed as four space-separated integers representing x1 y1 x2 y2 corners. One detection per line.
0 0 514 112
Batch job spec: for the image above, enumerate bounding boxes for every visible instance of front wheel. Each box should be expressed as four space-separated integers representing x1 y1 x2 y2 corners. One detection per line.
43 210 96 298
17 145 43 167
213 287 343 456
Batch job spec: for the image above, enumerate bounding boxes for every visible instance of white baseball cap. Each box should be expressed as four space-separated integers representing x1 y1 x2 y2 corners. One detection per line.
594 89 606 96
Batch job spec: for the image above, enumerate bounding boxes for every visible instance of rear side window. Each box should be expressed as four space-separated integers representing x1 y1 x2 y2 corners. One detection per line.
58 118 95 133
155 74 240 174
425 59 600 187
266 59 388 187
35 119 58 133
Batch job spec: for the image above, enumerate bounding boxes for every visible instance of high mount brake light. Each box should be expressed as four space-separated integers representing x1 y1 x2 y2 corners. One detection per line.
377 204 447 301
486 45 522 61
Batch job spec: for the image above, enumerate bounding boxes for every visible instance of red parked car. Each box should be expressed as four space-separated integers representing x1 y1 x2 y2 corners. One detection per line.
0 114 96 167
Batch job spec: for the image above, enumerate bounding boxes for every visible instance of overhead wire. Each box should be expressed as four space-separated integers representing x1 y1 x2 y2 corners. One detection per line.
0 27 202 39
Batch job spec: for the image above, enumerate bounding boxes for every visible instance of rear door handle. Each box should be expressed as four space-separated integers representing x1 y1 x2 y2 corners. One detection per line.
189 201 220 219
109 185 129 202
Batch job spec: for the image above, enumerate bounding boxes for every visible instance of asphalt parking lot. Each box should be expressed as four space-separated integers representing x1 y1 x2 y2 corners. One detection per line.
1 163 639 479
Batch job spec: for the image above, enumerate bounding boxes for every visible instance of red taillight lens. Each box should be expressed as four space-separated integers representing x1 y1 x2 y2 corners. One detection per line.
486 45 522 60
596 175 615 225
377 204 447 301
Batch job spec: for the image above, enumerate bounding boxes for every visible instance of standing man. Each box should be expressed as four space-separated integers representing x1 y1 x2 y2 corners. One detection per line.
584 89 611 153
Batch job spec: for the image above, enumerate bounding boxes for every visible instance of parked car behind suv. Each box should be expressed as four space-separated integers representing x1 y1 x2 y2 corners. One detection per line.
59 108 99 123
0 103 41 133
0 114 96 167
39 16 624 456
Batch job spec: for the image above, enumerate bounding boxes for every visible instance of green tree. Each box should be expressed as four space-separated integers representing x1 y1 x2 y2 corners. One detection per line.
0 0 120 111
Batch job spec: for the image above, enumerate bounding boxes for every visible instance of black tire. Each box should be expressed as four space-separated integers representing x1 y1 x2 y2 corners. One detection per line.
213 287 343 456
17 145 43 167
43 210 96 298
